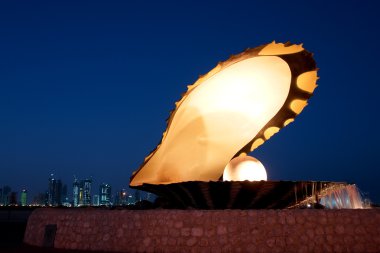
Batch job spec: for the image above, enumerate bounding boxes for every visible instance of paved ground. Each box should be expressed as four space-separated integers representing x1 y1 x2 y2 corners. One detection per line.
0 219 116 252
1 244 116 253
0 208 117 253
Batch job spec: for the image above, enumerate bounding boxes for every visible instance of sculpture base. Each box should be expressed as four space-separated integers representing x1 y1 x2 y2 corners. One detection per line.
133 181 352 209
24 208 380 253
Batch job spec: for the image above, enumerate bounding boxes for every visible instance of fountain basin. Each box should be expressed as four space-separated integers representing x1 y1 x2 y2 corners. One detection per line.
133 181 362 209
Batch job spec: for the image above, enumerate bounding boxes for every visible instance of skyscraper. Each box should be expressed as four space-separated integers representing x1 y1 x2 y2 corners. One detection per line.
117 189 128 205
72 177 92 207
99 183 112 206
1 186 11 206
134 189 141 203
20 189 27 206
92 195 99 206
32 193 46 206
10 192 17 205
47 174 63 206
48 174 55 206
73 178 80 207
0 188 3 206
82 179 92 206
78 183 84 205
62 184 70 206
55 179 63 206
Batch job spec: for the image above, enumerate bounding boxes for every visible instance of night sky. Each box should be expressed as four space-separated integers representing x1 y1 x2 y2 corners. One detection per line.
1 1 379 203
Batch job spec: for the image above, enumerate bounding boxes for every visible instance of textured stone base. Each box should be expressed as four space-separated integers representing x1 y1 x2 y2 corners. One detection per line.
24 208 380 253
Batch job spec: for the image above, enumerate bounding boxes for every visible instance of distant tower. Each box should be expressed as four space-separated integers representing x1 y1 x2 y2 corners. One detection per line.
62 184 70 206
99 183 112 206
2 186 11 206
134 189 141 203
32 193 46 206
114 191 120 206
48 174 56 206
20 189 27 206
78 183 84 206
92 195 99 206
10 192 18 205
55 179 62 206
120 189 128 205
44 191 49 206
73 177 80 207
48 174 63 206
82 179 92 206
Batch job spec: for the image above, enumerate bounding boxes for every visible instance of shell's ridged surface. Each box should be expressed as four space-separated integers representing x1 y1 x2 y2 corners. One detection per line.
130 42 318 186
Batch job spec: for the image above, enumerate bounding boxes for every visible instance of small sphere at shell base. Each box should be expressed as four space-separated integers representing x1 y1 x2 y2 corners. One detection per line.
223 156 267 181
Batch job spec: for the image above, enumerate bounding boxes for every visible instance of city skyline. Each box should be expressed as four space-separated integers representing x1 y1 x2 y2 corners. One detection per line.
0 173 143 206
1 1 380 203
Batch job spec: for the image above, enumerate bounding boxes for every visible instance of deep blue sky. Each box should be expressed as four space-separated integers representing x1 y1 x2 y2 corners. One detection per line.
1 0 379 203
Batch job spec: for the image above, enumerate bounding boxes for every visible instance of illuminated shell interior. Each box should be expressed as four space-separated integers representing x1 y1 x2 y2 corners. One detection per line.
130 42 318 187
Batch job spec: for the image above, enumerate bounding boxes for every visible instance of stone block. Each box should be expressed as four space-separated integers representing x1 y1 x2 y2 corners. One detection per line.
334 224 345 234
191 227 203 237
217 224 227 235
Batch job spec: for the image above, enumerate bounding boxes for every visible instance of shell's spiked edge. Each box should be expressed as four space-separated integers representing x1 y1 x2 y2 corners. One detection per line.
237 43 317 156
130 42 318 186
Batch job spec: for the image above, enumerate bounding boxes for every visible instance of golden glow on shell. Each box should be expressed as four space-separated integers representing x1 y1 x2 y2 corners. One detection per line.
290 99 308 114
130 56 291 186
238 152 247 157
297 71 318 93
259 42 304 56
284 118 295 127
250 138 264 152
264 127 280 140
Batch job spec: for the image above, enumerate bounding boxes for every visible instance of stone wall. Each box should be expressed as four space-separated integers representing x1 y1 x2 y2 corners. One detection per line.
24 208 380 253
